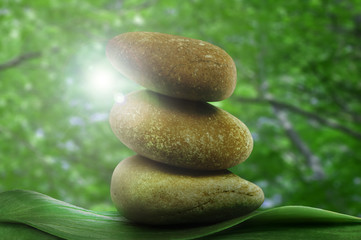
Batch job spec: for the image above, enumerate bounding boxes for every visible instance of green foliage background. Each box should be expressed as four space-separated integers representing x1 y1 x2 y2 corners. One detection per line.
0 0 360 216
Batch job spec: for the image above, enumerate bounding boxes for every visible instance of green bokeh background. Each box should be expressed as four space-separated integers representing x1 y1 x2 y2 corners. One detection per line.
0 0 360 216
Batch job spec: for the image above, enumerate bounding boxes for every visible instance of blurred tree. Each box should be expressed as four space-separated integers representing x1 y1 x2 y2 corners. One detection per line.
0 0 360 216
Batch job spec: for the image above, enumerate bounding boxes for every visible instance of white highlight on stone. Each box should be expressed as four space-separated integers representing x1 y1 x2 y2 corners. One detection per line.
114 92 125 103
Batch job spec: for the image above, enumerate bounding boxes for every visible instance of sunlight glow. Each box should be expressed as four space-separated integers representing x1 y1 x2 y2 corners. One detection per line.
85 62 136 101
88 67 115 94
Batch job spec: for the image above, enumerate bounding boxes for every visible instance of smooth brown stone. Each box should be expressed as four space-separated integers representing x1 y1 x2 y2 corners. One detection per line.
109 90 253 170
110 155 264 225
106 32 237 101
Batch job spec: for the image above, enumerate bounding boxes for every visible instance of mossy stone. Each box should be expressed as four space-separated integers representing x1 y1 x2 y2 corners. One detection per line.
109 90 253 170
106 32 237 102
110 155 264 225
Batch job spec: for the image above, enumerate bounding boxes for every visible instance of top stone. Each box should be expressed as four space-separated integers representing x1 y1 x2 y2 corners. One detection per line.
106 32 237 102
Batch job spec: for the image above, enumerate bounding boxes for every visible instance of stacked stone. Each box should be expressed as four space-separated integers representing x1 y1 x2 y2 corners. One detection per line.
106 32 264 225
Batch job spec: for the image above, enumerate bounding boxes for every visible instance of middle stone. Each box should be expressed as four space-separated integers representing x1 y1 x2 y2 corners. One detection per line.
109 90 253 170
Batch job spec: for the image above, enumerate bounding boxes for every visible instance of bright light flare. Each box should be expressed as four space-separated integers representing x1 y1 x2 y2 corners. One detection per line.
114 92 125 103
84 63 135 102
87 66 116 94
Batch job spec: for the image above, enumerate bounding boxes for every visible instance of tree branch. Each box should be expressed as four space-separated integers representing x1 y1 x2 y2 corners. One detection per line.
235 96 361 140
0 52 42 71
272 106 325 180
288 83 361 124
255 31 325 180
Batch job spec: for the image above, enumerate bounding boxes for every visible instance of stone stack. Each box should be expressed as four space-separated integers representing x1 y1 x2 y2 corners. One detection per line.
106 32 264 225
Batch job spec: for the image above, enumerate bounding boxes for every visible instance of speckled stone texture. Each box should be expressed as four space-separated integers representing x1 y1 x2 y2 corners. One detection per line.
111 155 264 225
109 90 253 170
106 32 237 102
107 32 264 225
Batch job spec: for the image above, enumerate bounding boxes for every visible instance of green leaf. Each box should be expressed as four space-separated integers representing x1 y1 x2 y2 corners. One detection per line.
0 190 360 240
0 222 61 240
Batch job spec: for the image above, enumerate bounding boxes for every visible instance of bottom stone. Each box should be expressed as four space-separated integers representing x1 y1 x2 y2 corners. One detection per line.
111 155 264 225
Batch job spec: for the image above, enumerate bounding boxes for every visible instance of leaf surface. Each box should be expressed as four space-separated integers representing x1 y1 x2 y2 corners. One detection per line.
0 190 360 240
0 222 61 240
